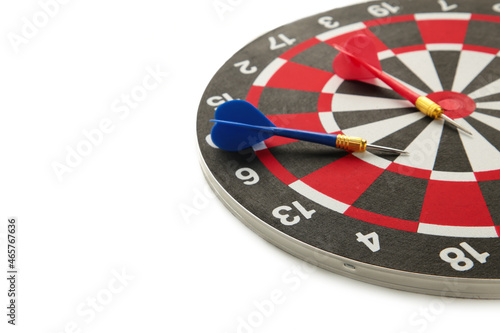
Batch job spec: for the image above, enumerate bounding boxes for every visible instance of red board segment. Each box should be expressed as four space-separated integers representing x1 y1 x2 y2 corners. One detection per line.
266 62 333 92
364 14 415 27
264 113 325 148
300 155 385 205
280 38 321 60
392 44 426 54
471 14 500 24
463 44 499 54
255 149 298 186
387 163 432 179
318 93 334 112
420 180 495 227
323 29 389 53
475 169 500 182
246 86 264 107
417 19 469 44
345 207 419 232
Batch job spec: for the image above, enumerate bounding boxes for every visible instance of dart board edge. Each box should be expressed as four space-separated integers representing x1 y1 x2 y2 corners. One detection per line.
200 154 500 299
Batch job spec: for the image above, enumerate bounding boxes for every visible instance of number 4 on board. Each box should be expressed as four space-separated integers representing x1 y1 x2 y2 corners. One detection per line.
356 232 381 252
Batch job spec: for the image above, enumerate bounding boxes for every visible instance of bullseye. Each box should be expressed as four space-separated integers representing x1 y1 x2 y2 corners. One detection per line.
426 91 476 120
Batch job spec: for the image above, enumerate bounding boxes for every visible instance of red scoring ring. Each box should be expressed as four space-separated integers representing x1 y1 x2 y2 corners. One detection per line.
426 91 476 119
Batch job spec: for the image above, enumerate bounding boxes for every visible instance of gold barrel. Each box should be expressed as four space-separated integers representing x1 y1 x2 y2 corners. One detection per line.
415 96 443 119
336 135 367 152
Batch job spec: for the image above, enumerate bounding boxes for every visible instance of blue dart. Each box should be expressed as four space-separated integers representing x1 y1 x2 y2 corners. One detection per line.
210 100 408 155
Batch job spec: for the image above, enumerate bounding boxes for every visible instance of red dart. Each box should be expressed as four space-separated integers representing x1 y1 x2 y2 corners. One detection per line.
333 34 472 135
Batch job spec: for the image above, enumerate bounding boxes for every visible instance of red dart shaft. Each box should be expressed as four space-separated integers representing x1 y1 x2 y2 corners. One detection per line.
353 58 420 104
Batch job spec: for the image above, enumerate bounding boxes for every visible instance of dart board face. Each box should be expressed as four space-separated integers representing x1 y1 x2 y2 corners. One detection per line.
196 0 500 298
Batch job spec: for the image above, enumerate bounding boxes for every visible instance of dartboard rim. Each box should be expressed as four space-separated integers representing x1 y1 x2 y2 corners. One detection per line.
199 152 500 298
197 0 500 298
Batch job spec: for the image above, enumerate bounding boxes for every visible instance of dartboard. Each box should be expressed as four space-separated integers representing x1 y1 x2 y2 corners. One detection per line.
196 0 500 298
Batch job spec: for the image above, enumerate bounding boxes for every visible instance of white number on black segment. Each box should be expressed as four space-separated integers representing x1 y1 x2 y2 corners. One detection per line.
273 201 316 226
440 242 490 272
356 232 381 253
207 93 235 110
318 16 340 29
234 60 258 75
367 2 400 17
235 168 259 185
460 242 490 263
438 0 458 11
269 34 296 50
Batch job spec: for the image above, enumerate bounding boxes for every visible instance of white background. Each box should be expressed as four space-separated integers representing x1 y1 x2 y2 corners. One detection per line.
0 0 498 332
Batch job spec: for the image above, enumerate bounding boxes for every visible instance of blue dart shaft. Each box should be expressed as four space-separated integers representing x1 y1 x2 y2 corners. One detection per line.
211 119 339 147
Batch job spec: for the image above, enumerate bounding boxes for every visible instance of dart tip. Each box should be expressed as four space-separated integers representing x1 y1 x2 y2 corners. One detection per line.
461 128 473 136
441 114 473 136
366 144 409 155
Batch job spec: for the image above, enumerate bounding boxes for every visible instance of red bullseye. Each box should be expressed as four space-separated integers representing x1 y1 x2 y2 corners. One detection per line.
426 91 476 119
